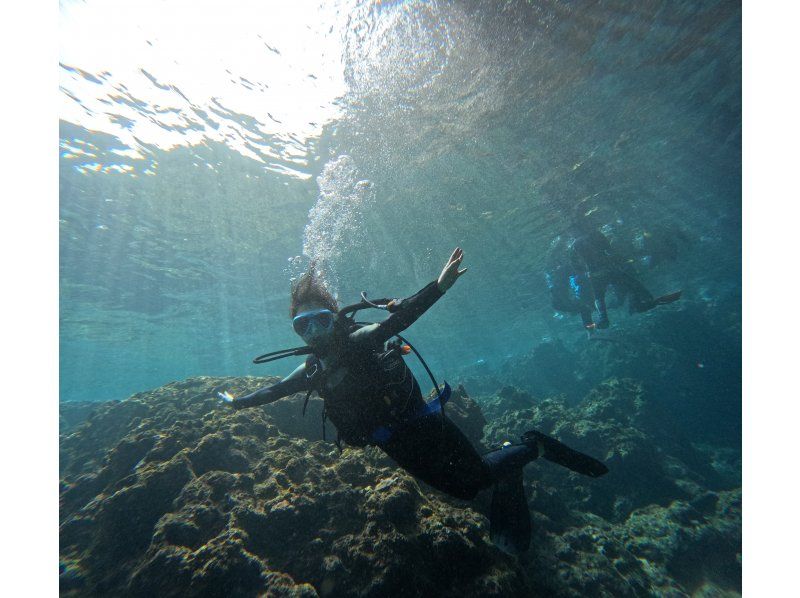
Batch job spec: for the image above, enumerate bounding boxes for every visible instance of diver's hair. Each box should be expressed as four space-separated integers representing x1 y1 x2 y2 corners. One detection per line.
290 265 338 317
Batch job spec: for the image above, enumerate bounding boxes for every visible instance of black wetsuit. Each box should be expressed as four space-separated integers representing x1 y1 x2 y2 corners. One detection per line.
569 228 656 324
545 263 596 329
233 280 536 501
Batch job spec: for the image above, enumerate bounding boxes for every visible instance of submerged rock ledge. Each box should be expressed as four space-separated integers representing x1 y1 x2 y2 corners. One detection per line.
59 376 740 597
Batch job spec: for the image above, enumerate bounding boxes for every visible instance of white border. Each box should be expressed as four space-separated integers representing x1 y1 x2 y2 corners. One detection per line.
1 0 58 594
743 0 800 593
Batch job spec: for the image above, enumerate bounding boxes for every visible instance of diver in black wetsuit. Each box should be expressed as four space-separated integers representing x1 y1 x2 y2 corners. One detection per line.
566 224 682 331
220 248 608 554
544 237 596 330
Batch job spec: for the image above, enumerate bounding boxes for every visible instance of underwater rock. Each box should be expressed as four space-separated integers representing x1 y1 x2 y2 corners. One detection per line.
59 376 525 597
487 298 741 448
60 401 102 435
616 488 741 595
60 375 740 597
516 487 741 597
478 385 537 422
483 378 734 522
433 383 487 449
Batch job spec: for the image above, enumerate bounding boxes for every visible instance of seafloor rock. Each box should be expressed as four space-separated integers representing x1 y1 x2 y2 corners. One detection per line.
525 487 741 597
60 375 740 597
497 297 742 445
60 376 525 597
480 385 538 419
482 378 733 523
434 383 487 450
60 401 102 435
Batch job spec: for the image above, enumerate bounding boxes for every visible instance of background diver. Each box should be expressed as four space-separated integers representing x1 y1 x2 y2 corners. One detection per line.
547 221 682 333
219 248 608 554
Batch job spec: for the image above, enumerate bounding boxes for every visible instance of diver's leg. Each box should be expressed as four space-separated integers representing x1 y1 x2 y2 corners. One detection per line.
382 416 539 506
481 443 539 555
579 306 594 330
616 270 681 312
612 270 656 313
482 443 538 481
382 415 492 500
385 418 541 499
653 290 682 305
490 468 531 555
591 275 610 328
485 432 609 555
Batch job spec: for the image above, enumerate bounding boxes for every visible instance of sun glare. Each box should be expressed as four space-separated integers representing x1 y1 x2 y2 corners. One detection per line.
59 0 349 177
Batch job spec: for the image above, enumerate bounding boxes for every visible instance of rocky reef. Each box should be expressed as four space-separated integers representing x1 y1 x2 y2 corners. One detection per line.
60 375 740 597
483 296 742 447
60 401 102 435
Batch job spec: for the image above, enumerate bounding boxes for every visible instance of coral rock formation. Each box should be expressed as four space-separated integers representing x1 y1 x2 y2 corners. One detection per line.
60 375 740 596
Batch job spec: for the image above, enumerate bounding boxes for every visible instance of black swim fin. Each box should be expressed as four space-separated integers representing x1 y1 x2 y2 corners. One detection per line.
654 290 682 305
522 430 609 478
489 468 531 555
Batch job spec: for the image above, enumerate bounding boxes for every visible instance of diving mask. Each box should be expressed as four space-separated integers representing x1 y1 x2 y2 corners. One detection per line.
292 308 335 339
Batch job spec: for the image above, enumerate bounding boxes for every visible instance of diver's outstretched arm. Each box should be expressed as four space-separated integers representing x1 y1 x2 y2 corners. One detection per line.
351 248 467 346
436 247 468 292
349 281 443 345
219 363 310 409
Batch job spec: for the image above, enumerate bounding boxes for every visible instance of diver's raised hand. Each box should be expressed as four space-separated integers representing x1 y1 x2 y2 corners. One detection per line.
437 247 468 292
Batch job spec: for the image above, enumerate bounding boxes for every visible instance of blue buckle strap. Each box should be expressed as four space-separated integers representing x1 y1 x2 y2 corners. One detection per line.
372 382 452 445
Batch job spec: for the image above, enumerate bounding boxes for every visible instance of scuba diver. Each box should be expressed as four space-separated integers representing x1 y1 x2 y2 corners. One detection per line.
219 248 608 555
544 237 596 330
565 222 682 332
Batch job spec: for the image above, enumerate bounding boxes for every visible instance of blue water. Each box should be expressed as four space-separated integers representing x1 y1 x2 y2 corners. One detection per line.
59 0 740 442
